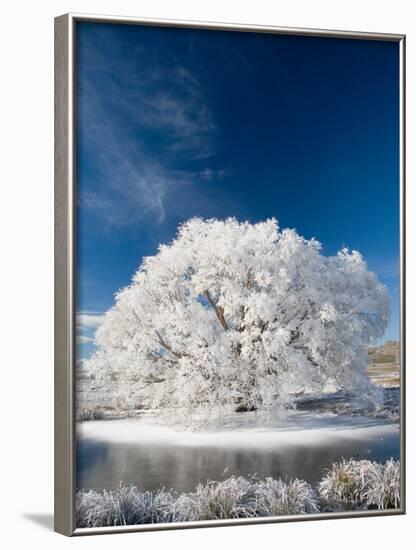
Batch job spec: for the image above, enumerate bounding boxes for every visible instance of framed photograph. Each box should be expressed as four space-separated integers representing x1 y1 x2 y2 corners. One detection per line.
54 13 405 536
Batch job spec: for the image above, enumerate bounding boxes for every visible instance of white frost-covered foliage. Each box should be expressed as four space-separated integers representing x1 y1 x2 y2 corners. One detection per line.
361 459 401 509
319 459 400 510
174 476 259 520
255 478 319 516
76 462 399 527
76 476 319 527
175 477 318 521
86 218 389 416
76 484 175 527
319 458 366 504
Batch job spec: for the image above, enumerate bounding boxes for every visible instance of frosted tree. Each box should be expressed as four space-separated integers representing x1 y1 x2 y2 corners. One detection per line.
85 218 389 417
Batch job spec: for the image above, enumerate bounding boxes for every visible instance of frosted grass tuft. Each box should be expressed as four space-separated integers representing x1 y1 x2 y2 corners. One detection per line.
77 461 400 528
76 476 318 527
319 458 400 510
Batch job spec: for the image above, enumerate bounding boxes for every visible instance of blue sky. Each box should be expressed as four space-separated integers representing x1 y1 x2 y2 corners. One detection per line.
75 22 400 358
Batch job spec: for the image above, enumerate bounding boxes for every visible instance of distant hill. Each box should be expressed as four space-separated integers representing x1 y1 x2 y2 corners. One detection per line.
368 341 400 387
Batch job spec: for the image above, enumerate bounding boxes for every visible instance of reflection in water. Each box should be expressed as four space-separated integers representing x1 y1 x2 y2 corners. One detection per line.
77 427 399 493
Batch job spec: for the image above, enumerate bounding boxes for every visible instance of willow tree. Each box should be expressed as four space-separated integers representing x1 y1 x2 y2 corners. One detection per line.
85 218 389 417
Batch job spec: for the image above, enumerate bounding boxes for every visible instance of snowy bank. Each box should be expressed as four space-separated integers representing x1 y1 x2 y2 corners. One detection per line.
77 407 399 449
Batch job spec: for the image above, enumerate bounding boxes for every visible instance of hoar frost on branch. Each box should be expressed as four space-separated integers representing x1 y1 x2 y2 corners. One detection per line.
85 218 389 419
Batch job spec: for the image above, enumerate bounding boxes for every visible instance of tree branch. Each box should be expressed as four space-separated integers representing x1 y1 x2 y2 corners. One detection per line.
204 290 229 331
155 330 190 359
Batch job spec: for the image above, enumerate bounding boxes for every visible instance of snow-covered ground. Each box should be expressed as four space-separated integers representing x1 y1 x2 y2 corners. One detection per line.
77 407 398 448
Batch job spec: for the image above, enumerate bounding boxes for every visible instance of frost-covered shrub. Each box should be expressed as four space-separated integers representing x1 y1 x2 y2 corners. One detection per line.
174 476 259 521
76 461 399 528
113 392 135 414
175 477 319 521
76 484 136 527
76 476 320 527
77 407 105 421
76 484 175 527
319 459 400 510
122 487 176 524
319 459 366 505
256 478 319 516
361 459 400 509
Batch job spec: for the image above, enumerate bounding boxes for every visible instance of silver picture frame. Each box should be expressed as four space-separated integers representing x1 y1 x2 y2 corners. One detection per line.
54 13 406 536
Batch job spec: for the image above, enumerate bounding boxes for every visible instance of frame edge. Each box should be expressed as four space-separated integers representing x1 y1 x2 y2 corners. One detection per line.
399 34 406 515
60 12 405 41
54 13 76 537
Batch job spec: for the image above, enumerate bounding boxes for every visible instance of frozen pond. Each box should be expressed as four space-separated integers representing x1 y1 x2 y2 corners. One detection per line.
76 407 400 493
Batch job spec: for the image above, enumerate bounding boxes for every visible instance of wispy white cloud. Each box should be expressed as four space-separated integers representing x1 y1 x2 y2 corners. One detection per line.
76 313 105 330
135 86 215 159
76 312 105 347
78 35 225 228
76 335 95 344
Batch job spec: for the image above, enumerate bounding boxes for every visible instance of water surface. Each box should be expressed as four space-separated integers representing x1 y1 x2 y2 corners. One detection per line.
77 412 400 493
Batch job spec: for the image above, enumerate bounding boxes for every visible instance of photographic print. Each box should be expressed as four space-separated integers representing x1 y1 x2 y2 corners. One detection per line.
61 17 404 532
